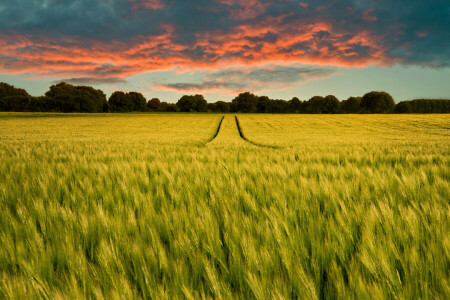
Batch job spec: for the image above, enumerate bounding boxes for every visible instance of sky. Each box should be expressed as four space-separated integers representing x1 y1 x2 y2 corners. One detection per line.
0 0 449 103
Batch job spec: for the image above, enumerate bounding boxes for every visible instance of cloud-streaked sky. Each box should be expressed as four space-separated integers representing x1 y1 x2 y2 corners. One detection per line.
1 0 449 102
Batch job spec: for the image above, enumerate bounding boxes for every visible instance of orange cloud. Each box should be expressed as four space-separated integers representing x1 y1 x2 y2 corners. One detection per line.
128 0 164 10
0 13 394 82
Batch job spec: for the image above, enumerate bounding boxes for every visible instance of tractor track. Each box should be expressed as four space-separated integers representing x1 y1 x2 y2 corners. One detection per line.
205 115 225 144
235 116 280 149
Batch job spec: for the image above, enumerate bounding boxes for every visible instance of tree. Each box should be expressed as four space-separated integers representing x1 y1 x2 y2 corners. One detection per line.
232 92 258 113
360 91 395 113
215 101 230 113
176 94 207 112
256 96 270 113
395 101 413 113
44 82 107 113
147 98 161 111
108 91 133 112
160 102 178 112
405 99 450 113
323 95 340 113
0 82 29 99
303 96 324 113
177 95 194 112
0 82 32 112
194 94 207 112
341 97 361 113
206 103 216 112
268 99 290 113
289 97 302 113
128 92 147 111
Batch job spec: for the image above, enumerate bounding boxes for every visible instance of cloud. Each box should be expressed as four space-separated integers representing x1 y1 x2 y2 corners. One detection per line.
154 64 337 94
128 0 164 11
0 0 448 84
55 77 127 85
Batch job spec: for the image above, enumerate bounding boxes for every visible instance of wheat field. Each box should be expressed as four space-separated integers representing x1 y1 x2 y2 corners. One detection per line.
0 113 449 299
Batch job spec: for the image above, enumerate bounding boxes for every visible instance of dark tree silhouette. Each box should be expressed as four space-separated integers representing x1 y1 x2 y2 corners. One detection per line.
2 81 449 114
214 101 230 113
395 99 450 113
160 102 178 112
44 82 107 113
289 97 302 113
147 98 161 111
257 96 270 113
108 91 133 112
341 97 362 113
360 91 395 113
232 92 258 113
323 95 340 113
0 82 29 98
176 94 207 112
128 92 148 112
303 96 325 113
395 101 413 113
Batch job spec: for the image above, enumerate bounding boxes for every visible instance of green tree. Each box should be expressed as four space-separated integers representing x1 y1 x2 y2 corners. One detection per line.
257 96 270 113
289 97 302 113
160 102 178 112
395 101 413 113
232 92 258 113
45 82 107 113
303 96 324 113
128 92 147 111
341 97 361 113
323 95 340 113
0 82 31 112
214 101 230 113
147 98 161 111
360 91 395 113
176 95 207 112
108 91 133 112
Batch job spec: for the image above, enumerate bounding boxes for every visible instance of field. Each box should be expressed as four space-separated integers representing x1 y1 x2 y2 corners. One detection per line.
0 112 449 299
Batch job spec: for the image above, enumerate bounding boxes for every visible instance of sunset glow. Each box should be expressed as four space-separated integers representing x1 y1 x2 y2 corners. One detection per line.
0 0 449 100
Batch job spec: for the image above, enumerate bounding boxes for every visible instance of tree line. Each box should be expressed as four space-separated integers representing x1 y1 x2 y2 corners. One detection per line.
1 82 449 114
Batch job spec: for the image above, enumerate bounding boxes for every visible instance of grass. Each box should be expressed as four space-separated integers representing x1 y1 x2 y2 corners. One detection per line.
0 113 449 299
